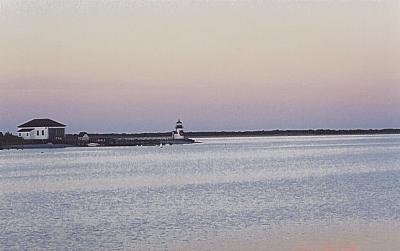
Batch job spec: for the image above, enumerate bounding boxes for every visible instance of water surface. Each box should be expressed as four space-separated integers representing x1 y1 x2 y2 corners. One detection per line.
1 135 400 250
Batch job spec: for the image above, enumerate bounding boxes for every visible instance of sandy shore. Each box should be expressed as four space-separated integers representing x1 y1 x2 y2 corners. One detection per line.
173 221 400 251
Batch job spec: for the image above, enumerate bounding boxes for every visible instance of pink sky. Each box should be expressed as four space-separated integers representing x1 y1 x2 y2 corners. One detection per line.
0 0 399 133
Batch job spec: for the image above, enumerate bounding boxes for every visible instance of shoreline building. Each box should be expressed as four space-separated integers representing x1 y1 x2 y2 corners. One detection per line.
172 120 185 140
17 118 66 142
77 132 90 145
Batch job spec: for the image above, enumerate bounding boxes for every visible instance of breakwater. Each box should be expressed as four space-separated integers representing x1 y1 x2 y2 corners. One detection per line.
65 134 196 147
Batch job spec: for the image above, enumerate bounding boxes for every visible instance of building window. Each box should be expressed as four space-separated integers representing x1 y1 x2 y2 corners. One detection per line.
26 133 29 136
42 130 44 135
19 133 21 137
37 131 39 136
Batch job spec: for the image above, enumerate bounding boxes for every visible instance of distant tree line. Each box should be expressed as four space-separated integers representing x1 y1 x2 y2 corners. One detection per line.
185 129 400 137
0 132 23 148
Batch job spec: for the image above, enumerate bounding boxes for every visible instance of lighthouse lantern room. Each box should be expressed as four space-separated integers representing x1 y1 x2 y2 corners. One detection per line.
172 120 185 140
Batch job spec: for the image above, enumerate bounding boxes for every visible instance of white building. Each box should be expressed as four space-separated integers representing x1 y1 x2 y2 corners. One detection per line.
78 132 90 142
172 120 185 140
17 118 66 142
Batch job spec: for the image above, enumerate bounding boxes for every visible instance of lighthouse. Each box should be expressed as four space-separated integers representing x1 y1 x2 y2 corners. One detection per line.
172 120 185 140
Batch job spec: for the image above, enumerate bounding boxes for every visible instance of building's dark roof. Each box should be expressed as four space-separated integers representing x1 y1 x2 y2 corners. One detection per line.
17 128 34 132
18 119 66 128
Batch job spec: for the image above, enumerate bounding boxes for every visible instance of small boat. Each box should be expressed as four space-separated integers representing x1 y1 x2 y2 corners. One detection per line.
87 143 100 147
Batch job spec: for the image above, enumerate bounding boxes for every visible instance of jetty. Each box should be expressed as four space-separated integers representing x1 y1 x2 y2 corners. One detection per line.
66 120 196 147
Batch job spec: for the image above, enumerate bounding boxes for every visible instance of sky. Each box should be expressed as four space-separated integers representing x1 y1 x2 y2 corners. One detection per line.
0 0 399 133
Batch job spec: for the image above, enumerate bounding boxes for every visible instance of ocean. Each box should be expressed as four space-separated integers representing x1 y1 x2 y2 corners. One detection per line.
1 135 400 250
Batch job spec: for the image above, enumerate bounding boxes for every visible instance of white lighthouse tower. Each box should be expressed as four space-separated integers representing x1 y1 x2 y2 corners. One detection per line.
172 120 185 140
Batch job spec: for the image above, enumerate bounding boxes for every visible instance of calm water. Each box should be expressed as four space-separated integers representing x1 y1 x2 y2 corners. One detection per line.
1 135 400 250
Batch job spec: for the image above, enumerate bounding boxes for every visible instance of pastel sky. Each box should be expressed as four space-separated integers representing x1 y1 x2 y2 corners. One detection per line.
0 0 399 133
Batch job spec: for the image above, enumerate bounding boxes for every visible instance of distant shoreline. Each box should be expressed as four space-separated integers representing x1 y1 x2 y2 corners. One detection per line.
76 129 400 139
2 129 399 150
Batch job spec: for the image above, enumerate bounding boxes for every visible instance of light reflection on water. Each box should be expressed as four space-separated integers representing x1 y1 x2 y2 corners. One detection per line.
1 135 400 249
